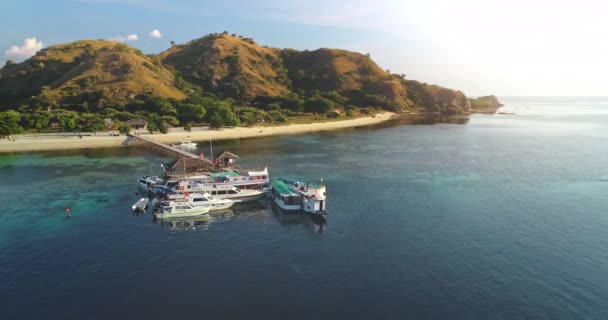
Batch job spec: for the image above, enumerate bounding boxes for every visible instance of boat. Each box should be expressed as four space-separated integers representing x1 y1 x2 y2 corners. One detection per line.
131 197 149 213
162 193 235 211
163 167 270 190
270 179 303 211
172 140 197 148
137 176 163 191
153 202 211 219
270 178 327 214
164 185 266 203
280 178 327 213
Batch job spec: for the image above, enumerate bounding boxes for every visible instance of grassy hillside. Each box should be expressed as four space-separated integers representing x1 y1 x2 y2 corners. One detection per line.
160 33 291 100
0 40 184 109
0 33 491 134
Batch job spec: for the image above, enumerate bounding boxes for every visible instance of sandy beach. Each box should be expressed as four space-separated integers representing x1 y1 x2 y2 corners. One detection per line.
0 112 395 153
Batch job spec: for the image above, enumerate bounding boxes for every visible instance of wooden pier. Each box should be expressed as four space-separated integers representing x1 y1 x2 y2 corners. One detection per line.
129 134 211 161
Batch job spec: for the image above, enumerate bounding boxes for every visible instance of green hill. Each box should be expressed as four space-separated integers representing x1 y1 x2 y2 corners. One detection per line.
0 33 493 133
160 34 291 99
0 40 184 109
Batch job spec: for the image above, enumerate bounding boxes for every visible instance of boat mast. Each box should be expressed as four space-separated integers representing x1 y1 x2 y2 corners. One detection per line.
210 139 213 161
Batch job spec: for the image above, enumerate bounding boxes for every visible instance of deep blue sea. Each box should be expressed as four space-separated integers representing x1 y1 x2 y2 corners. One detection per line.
2 97 608 319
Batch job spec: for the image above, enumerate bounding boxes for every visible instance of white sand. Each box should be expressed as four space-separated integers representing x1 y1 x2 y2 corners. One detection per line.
0 112 395 153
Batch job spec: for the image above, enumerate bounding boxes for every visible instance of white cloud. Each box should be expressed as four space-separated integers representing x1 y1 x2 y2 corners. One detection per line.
149 29 162 39
109 34 138 42
5 37 44 61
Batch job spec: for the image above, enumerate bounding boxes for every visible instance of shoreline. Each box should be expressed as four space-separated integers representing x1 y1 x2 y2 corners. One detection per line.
0 112 395 153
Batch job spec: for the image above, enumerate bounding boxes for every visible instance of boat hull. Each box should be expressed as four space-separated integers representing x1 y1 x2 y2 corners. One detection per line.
154 207 210 219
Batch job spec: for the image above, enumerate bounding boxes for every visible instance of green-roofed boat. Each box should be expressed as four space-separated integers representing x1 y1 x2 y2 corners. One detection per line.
270 178 327 214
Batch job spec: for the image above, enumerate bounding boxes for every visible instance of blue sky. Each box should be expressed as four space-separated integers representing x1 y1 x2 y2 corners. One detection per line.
2 0 608 96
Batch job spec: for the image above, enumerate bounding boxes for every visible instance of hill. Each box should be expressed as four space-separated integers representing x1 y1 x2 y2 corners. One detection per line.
0 33 494 134
0 40 184 109
160 34 471 113
159 34 290 100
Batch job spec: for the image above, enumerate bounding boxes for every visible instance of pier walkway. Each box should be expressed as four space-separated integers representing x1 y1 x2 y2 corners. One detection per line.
129 134 211 163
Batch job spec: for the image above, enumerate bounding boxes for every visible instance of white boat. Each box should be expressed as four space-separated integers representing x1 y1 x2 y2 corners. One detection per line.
280 178 327 213
165 185 266 203
154 203 210 219
172 140 197 148
138 176 163 190
270 178 327 214
163 167 270 190
131 197 149 212
162 193 235 211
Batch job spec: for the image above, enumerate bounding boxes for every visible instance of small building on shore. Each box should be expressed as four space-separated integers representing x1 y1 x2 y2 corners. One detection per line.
216 151 239 167
163 157 215 179
126 118 148 130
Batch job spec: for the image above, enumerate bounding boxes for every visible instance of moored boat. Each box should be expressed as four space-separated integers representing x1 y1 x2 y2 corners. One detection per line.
270 179 303 211
138 176 163 190
162 193 235 211
131 197 149 213
280 178 327 214
164 185 266 203
153 202 210 219
172 140 197 148
270 178 327 214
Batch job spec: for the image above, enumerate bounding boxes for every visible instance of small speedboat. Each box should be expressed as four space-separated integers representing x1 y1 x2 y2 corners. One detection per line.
172 140 197 148
138 176 163 191
153 203 210 219
162 193 235 211
132 197 149 213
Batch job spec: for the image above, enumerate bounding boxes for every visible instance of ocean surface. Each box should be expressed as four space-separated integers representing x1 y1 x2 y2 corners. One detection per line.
2 97 608 319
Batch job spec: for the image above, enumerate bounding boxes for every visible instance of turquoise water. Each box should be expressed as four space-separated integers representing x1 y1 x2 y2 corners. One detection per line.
2 97 608 319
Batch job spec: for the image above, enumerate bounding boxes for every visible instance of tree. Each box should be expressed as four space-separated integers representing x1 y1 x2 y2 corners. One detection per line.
170 40 175 46
184 122 192 132
4 60 16 67
204 101 240 128
118 123 132 135
78 113 105 132
24 111 49 132
178 103 206 124
147 114 168 134
0 111 23 137
56 111 78 132
304 97 334 114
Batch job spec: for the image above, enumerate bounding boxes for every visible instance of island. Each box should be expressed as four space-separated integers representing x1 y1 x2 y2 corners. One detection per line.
0 32 502 150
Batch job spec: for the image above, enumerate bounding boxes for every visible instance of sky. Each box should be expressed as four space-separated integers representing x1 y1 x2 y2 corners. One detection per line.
1 0 607 96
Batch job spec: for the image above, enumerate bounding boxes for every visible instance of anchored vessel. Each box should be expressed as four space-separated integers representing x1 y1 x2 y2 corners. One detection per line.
162 193 235 211
138 176 163 191
131 197 149 213
151 167 270 197
163 185 265 203
154 202 211 219
270 178 327 214
172 140 197 148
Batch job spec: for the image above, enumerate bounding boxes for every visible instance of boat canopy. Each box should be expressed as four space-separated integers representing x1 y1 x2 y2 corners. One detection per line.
209 171 239 178
280 178 323 188
271 179 299 196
